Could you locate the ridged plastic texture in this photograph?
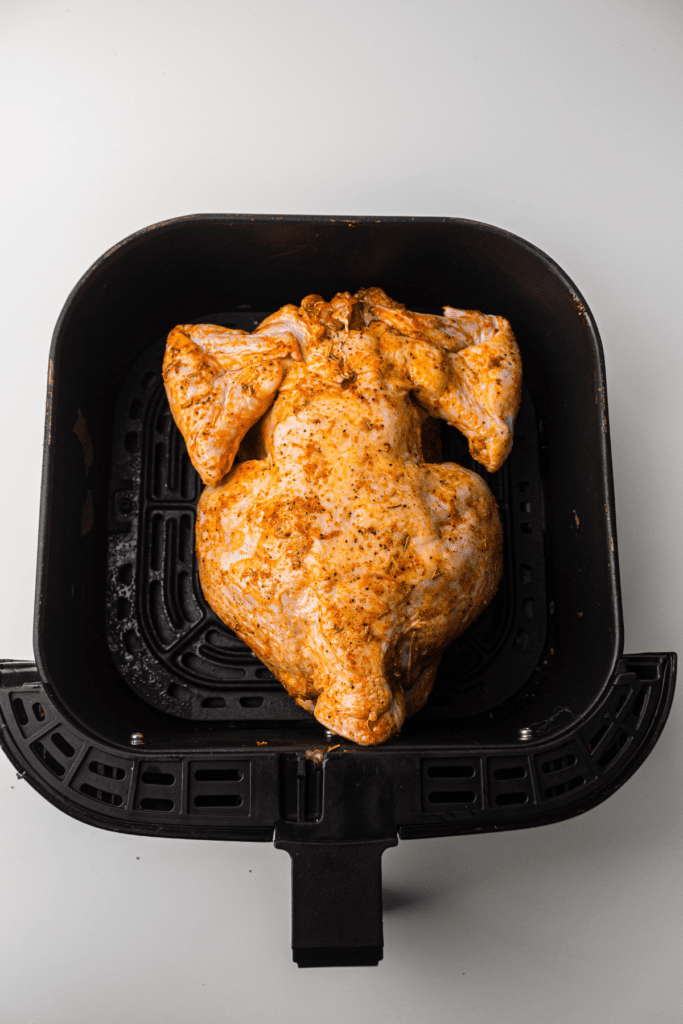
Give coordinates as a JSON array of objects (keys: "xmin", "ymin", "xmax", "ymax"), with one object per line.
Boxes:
[{"xmin": 0, "ymin": 654, "xmax": 675, "ymax": 841}]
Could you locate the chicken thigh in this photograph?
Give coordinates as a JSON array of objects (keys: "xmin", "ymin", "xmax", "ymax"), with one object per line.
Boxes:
[{"xmin": 163, "ymin": 288, "xmax": 521, "ymax": 745}]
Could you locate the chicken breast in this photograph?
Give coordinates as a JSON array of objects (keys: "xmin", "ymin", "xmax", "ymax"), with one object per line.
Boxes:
[{"xmin": 163, "ymin": 288, "xmax": 522, "ymax": 745}]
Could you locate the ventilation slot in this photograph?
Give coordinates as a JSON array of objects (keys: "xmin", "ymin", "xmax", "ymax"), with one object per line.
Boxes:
[
  {"xmin": 194, "ymin": 768, "xmax": 242, "ymax": 782},
  {"xmin": 615, "ymin": 693, "xmax": 628, "ymax": 714},
  {"xmin": 141, "ymin": 769, "xmax": 175, "ymax": 786},
  {"xmin": 70, "ymin": 750, "xmax": 128, "ymax": 809},
  {"xmin": 588, "ymin": 722, "xmax": 610, "ymax": 751},
  {"xmin": 12, "ymin": 698, "xmax": 29, "ymax": 727},
  {"xmin": 181, "ymin": 450, "xmax": 197, "ymax": 499},
  {"xmin": 139, "ymin": 797, "xmax": 174, "ymax": 811},
  {"xmin": 495, "ymin": 792, "xmax": 527, "ymax": 806},
  {"xmin": 124, "ymin": 630, "xmax": 142, "ymax": 654},
  {"xmin": 598, "ymin": 731, "xmax": 630, "ymax": 770},
  {"xmin": 31, "ymin": 739, "xmax": 66, "ymax": 778},
  {"xmin": 153, "ymin": 443, "xmax": 166, "ymax": 500},
  {"xmin": 89, "ymin": 760, "xmax": 125, "ymax": 780},
  {"xmin": 541, "ymin": 754, "xmax": 577, "ymax": 774},
  {"xmin": 180, "ymin": 651, "xmax": 246, "ymax": 681},
  {"xmin": 150, "ymin": 513, "xmax": 164, "ymax": 572},
  {"xmin": 629, "ymin": 687, "xmax": 649, "ymax": 725},
  {"xmin": 194, "ymin": 794, "xmax": 242, "ymax": 808},
  {"xmin": 428, "ymin": 791, "xmax": 476, "ymax": 804},
  {"xmin": 134, "ymin": 763, "xmax": 181, "ymax": 813},
  {"xmin": 156, "ymin": 403, "xmax": 172, "ymax": 434},
  {"xmin": 178, "ymin": 515, "xmax": 193, "ymax": 564},
  {"xmin": 11, "ymin": 694, "xmax": 50, "ymax": 736},
  {"xmin": 188, "ymin": 761, "xmax": 250, "ymax": 815},
  {"xmin": 239, "ymin": 697, "xmax": 263, "ymax": 708},
  {"xmin": 167, "ymin": 683, "xmax": 192, "ymax": 702},
  {"xmin": 177, "ymin": 572, "xmax": 201, "ymax": 624},
  {"xmin": 421, "ymin": 759, "xmax": 481, "ymax": 812},
  {"xmin": 427, "ymin": 765, "xmax": 475, "ymax": 779},
  {"xmin": 544, "ymin": 775, "xmax": 585, "ymax": 799},
  {"xmin": 80, "ymin": 783, "xmax": 123, "ymax": 806},
  {"xmin": 205, "ymin": 629, "xmax": 251, "ymax": 652},
  {"xmin": 167, "ymin": 424, "xmax": 180, "ymax": 493},
  {"xmin": 493, "ymin": 766, "xmax": 526, "ymax": 781},
  {"xmin": 118, "ymin": 563, "xmax": 133, "ymax": 585},
  {"xmin": 51, "ymin": 733, "xmax": 75, "ymax": 758},
  {"xmin": 149, "ymin": 579, "xmax": 176, "ymax": 646}
]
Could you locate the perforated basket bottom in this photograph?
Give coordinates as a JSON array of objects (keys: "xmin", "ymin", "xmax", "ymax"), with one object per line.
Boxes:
[{"xmin": 106, "ymin": 312, "xmax": 546, "ymax": 722}]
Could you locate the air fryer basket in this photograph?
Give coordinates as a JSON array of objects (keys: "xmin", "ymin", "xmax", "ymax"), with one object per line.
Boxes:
[{"xmin": 0, "ymin": 215, "xmax": 676, "ymax": 968}]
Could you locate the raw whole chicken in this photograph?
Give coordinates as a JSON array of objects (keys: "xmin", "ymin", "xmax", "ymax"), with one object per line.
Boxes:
[{"xmin": 163, "ymin": 288, "xmax": 522, "ymax": 745}]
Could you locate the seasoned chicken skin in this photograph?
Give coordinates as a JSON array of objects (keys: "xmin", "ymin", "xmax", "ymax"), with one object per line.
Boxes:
[{"xmin": 163, "ymin": 288, "xmax": 521, "ymax": 745}]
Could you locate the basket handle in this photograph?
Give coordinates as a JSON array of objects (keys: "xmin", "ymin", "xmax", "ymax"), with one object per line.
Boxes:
[
  {"xmin": 275, "ymin": 836, "xmax": 396, "ymax": 967},
  {"xmin": 274, "ymin": 748, "xmax": 398, "ymax": 967}
]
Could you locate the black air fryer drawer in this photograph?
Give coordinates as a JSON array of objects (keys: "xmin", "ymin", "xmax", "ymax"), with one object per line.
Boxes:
[{"xmin": 1, "ymin": 215, "xmax": 675, "ymax": 968}]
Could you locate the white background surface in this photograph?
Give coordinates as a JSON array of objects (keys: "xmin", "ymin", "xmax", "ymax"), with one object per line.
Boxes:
[{"xmin": 1, "ymin": 2, "xmax": 682, "ymax": 1022}]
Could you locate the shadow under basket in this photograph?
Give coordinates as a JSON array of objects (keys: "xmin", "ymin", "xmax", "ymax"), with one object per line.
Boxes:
[{"xmin": 1, "ymin": 215, "xmax": 675, "ymax": 968}]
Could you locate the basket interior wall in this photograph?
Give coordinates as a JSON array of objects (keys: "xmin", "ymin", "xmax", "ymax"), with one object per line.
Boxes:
[{"xmin": 36, "ymin": 217, "xmax": 621, "ymax": 749}]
